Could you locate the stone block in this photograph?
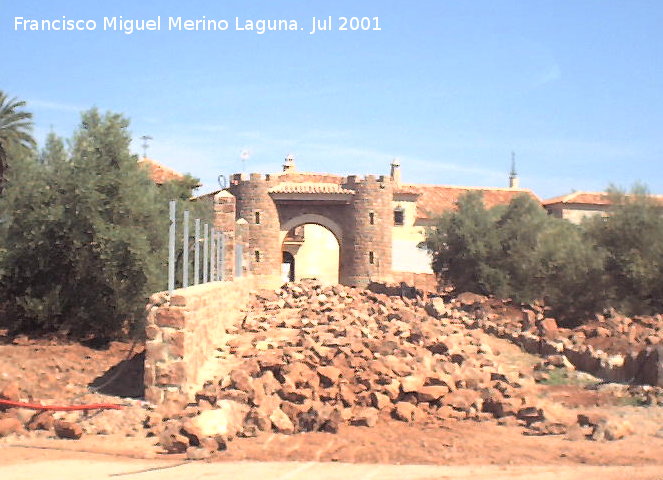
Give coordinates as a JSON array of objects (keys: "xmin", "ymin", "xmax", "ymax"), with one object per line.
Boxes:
[
  {"xmin": 146, "ymin": 341, "xmax": 170, "ymax": 363},
  {"xmin": 145, "ymin": 324, "xmax": 161, "ymax": 341},
  {"xmin": 170, "ymin": 294, "xmax": 187, "ymax": 307},
  {"xmin": 144, "ymin": 386, "xmax": 164, "ymax": 405},
  {"xmin": 163, "ymin": 388, "xmax": 187, "ymax": 408},
  {"xmin": 144, "ymin": 362, "xmax": 156, "ymax": 386},
  {"xmin": 156, "ymin": 307, "xmax": 186, "ymax": 328},
  {"xmin": 156, "ymin": 361, "xmax": 187, "ymax": 386},
  {"xmin": 166, "ymin": 330, "xmax": 186, "ymax": 358}
]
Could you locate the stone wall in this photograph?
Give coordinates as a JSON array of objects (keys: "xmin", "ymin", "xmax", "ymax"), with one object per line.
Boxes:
[
  {"xmin": 144, "ymin": 277, "xmax": 257, "ymax": 406},
  {"xmin": 473, "ymin": 315, "xmax": 663, "ymax": 387}
]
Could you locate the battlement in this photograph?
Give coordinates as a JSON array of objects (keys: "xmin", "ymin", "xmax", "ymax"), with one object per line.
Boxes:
[
  {"xmin": 230, "ymin": 173, "xmax": 276, "ymax": 185},
  {"xmin": 230, "ymin": 170, "xmax": 391, "ymax": 189},
  {"xmin": 344, "ymin": 174, "xmax": 390, "ymax": 185}
]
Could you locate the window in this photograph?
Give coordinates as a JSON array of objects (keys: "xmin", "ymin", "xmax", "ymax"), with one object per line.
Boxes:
[
  {"xmin": 254, "ymin": 250, "xmax": 261, "ymax": 263},
  {"xmin": 369, "ymin": 251, "xmax": 375, "ymax": 264},
  {"xmin": 369, "ymin": 212, "xmax": 375, "ymax": 225},
  {"xmin": 394, "ymin": 208, "xmax": 404, "ymax": 226},
  {"xmin": 255, "ymin": 211, "xmax": 261, "ymax": 224}
]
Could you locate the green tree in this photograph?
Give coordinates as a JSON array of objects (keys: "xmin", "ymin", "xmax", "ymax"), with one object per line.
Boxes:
[
  {"xmin": 493, "ymin": 194, "xmax": 552, "ymax": 302},
  {"xmin": 39, "ymin": 131, "xmax": 68, "ymax": 165},
  {"xmin": 0, "ymin": 92, "xmax": 36, "ymax": 192},
  {"xmin": 537, "ymin": 219, "xmax": 607, "ymax": 324},
  {"xmin": 0, "ymin": 108, "xmax": 209, "ymax": 339},
  {"xmin": 425, "ymin": 192, "xmax": 608, "ymax": 323},
  {"xmin": 584, "ymin": 185, "xmax": 663, "ymax": 315},
  {"xmin": 425, "ymin": 191, "xmax": 504, "ymax": 295}
]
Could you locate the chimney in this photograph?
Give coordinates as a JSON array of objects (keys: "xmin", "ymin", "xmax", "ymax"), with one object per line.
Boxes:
[
  {"xmin": 283, "ymin": 154, "xmax": 296, "ymax": 172},
  {"xmin": 390, "ymin": 158, "xmax": 401, "ymax": 186}
]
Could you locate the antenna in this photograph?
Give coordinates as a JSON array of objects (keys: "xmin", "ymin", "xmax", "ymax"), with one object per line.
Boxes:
[
  {"xmin": 240, "ymin": 149, "xmax": 250, "ymax": 172},
  {"xmin": 140, "ymin": 135, "xmax": 153, "ymax": 159},
  {"xmin": 510, "ymin": 151, "xmax": 517, "ymax": 176}
]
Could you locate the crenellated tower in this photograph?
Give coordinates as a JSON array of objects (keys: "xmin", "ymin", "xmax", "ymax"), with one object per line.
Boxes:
[
  {"xmin": 228, "ymin": 173, "xmax": 281, "ymax": 279},
  {"xmin": 341, "ymin": 174, "xmax": 393, "ymax": 286}
]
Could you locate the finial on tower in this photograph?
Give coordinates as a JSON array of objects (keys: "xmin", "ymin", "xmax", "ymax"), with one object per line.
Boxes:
[
  {"xmin": 509, "ymin": 152, "xmax": 519, "ymax": 188},
  {"xmin": 390, "ymin": 158, "xmax": 401, "ymax": 186},
  {"xmin": 283, "ymin": 154, "xmax": 296, "ymax": 172}
]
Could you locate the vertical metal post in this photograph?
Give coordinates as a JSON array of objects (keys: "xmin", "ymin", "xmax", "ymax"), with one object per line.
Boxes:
[
  {"xmin": 210, "ymin": 228, "xmax": 216, "ymax": 281},
  {"xmin": 194, "ymin": 219, "xmax": 200, "ymax": 285},
  {"xmin": 235, "ymin": 244, "xmax": 243, "ymax": 278},
  {"xmin": 218, "ymin": 233, "xmax": 224, "ymax": 281},
  {"xmin": 203, "ymin": 224, "xmax": 209, "ymax": 283},
  {"xmin": 182, "ymin": 210, "xmax": 190, "ymax": 288},
  {"xmin": 168, "ymin": 200, "xmax": 176, "ymax": 292}
]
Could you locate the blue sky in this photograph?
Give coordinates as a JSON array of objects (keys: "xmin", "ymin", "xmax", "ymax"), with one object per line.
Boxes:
[{"xmin": 1, "ymin": 0, "xmax": 661, "ymax": 199}]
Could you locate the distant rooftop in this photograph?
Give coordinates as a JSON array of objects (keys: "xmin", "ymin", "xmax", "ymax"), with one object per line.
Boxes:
[
  {"xmin": 137, "ymin": 158, "xmax": 186, "ymax": 185},
  {"xmin": 543, "ymin": 190, "xmax": 663, "ymax": 206},
  {"xmin": 396, "ymin": 184, "xmax": 541, "ymax": 220}
]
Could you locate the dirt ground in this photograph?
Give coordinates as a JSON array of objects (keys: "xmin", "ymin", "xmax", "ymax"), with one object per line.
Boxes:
[{"xmin": 1, "ymin": 330, "xmax": 662, "ymax": 479}]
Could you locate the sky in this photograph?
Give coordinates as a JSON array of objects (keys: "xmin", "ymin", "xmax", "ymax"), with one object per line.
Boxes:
[{"xmin": 1, "ymin": 0, "xmax": 662, "ymax": 199}]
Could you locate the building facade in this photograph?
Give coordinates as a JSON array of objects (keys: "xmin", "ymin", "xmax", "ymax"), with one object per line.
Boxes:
[
  {"xmin": 193, "ymin": 157, "xmax": 539, "ymax": 289},
  {"xmin": 143, "ymin": 156, "xmax": 662, "ymax": 290}
]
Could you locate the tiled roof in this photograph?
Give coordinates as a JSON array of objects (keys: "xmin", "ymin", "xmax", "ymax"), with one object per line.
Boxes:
[
  {"xmin": 396, "ymin": 184, "xmax": 541, "ymax": 220},
  {"xmin": 542, "ymin": 191, "xmax": 663, "ymax": 206},
  {"xmin": 275, "ymin": 172, "xmax": 346, "ymax": 184},
  {"xmin": 542, "ymin": 191, "xmax": 612, "ymax": 206},
  {"xmin": 137, "ymin": 158, "xmax": 186, "ymax": 184},
  {"xmin": 269, "ymin": 182, "xmax": 355, "ymax": 195}
]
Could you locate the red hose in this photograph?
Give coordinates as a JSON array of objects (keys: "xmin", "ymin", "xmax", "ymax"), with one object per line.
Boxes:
[{"xmin": 0, "ymin": 398, "xmax": 123, "ymax": 411}]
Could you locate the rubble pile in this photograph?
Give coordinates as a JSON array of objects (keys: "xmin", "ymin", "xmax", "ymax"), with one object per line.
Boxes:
[
  {"xmin": 3, "ymin": 281, "xmax": 660, "ymax": 458},
  {"xmin": 154, "ymin": 281, "xmax": 557, "ymax": 457},
  {"xmin": 464, "ymin": 297, "xmax": 663, "ymax": 354},
  {"xmin": 452, "ymin": 293, "xmax": 663, "ymax": 389}
]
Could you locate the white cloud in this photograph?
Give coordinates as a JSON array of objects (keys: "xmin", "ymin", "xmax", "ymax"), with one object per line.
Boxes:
[{"xmin": 29, "ymin": 99, "xmax": 83, "ymax": 113}]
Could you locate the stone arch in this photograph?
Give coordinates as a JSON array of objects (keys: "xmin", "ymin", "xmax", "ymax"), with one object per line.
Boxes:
[
  {"xmin": 279, "ymin": 213, "xmax": 343, "ymax": 285},
  {"xmin": 279, "ymin": 213, "xmax": 343, "ymax": 245}
]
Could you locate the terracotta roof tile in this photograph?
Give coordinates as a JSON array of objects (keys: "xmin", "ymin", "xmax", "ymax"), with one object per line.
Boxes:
[
  {"xmin": 275, "ymin": 172, "xmax": 346, "ymax": 184},
  {"xmin": 542, "ymin": 191, "xmax": 663, "ymax": 206},
  {"xmin": 396, "ymin": 184, "xmax": 541, "ymax": 220},
  {"xmin": 269, "ymin": 182, "xmax": 355, "ymax": 195},
  {"xmin": 137, "ymin": 158, "xmax": 186, "ymax": 184}
]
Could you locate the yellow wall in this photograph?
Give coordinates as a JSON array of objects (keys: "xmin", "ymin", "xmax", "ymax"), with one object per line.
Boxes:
[
  {"xmin": 562, "ymin": 207, "xmax": 608, "ymax": 224},
  {"xmin": 546, "ymin": 204, "xmax": 609, "ymax": 224},
  {"xmin": 282, "ymin": 224, "xmax": 339, "ymax": 284},
  {"xmin": 391, "ymin": 199, "xmax": 425, "ymax": 242},
  {"xmin": 391, "ymin": 199, "xmax": 433, "ymax": 273}
]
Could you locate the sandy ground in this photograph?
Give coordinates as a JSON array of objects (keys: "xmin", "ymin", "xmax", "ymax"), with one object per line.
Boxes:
[
  {"xmin": 1, "ymin": 329, "xmax": 662, "ymax": 479},
  {"xmin": 1, "ymin": 453, "xmax": 662, "ymax": 480}
]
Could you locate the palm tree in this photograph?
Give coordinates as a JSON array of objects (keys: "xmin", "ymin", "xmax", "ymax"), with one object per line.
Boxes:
[{"xmin": 0, "ymin": 91, "xmax": 36, "ymax": 192}]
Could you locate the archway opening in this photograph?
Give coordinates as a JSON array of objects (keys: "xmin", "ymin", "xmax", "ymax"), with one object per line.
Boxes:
[
  {"xmin": 281, "ymin": 223, "xmax": 340, "ymax": 285},
  {"xmin": 282, "ymin": 251, "xmax": 295, "ymax": 282}
]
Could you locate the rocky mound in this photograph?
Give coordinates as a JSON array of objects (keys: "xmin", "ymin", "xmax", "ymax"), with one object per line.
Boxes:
[
  {"xmin": 155, "ymin": 281, "xmax": 556, "ymax": 458},
  {"xmin": 464, "ymin": 295, "xmax": 663, "ymax": 355},
  {"xmin": 2, "ymin": 281, "xmax": 655, "ymax": 458}
]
